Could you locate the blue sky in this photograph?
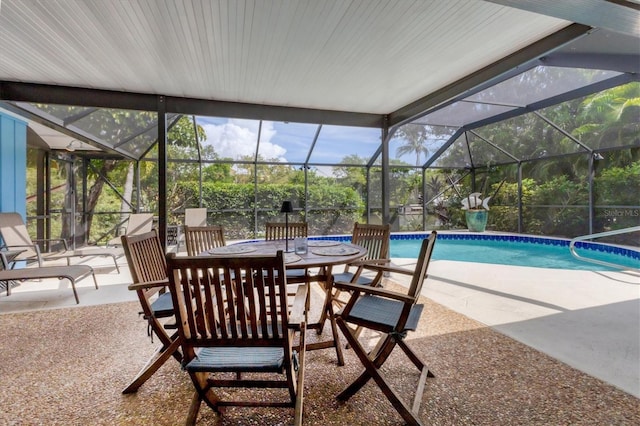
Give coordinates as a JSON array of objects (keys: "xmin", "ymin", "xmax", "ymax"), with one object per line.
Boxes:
[{"xmin": 196, "ymin": 116, "xmax": 384, "ymax": 165}]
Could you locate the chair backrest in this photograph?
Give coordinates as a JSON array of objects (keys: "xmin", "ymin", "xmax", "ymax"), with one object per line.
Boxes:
[
  {"xmin": 166, "ymin": 251, "xmax": 292, "ymax": 357},
  {"xmin": 183, "ymin": 225, "xmax": 226, "ymax": 256},
  {"xmin": 407, "ymin": 231, "xmax": 437, "ymax": 298},
  {"xmin": 125, "ymin": 213, "xmax": 154, "ymax": 236},
  {"xmin": 265, "ymin": 222, "xmax": 308, "ymax": 240},
  {"xmin": 184, "ymin": 208, "xmax": 207, "ymax": 227},
  {"xmin": 0, "ymin": 212, "xmax": 37, "ymax": 257},
  {"xmin": 350, "ymin": 222, "xmax": 390, "ymax": 262},
  {"xmin": 121, "ymin": 230, "xmax": 167, "ymax": 285}
]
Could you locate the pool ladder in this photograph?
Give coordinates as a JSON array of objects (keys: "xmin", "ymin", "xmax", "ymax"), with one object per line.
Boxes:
[{"xmin": 569, "ymin": 226, "xmax": 640, "ymax": 272}]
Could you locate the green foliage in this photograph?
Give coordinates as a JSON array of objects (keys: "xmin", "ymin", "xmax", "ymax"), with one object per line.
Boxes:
[
  {"xmin": 595, "ymin": 162, "xmax": 640, "ymax": 205},
  {"xmin": 526, "ymin": 176, "xmax": 589, "ymax": 236},
  {"xmin": 175, "ymin": 180, "xmax": 362, "ymax": 239}
]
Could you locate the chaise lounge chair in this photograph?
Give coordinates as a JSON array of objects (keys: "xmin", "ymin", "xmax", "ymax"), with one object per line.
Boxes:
[
  {"xmin": 0, "ymin": 212, "xmax": 121, "ymax": 273},
  {"xmin": 0, "ymin": 251, "xmax": 97, "ymax": 304},
  {"xmin": 107, "ymin": 213, "xmax": 153, "ymax": 246}
]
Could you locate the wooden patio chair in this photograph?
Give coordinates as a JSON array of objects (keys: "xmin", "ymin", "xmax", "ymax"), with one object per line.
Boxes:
[
  {"xmin": 333, "ymin": 222, "xmax": 391, "ymax": 286},
  {"xmin": 0, "ymin": 212, "xmax": 121, "ymax": 272},
  {"xmin": 265, "ymin": 221, "xmax": 308, "ymax": 241},
  {"xmin": 265, "ymin": 221, "xmax": 308, "ymax": 282},
  {"xmin": 120, "ymin": 230, "xmax": 182, "ymax": 394},
  {"xmin": 333, "ymin": 232, "xmax": 437, "ymax": 426},
  {"xmin": 107, "ymin": 213, "xmax": 153, "ymax": 246},
  {"xmin": 166, "ymin": 251, "xmax": 308, "ymax": 425},
  {"xmin": 177, "ymin": 208, "xmax": 208, "ymax": 251},
  {"xmin": 318, "ymin": 222, "xmax": 391, "ymax": 332},
  {"xmin": 183, "ymin": 225, "xmax": 226, "ymax": 256}
]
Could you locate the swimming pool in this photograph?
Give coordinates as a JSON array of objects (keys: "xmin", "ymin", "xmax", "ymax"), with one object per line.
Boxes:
[{"xmin": 387, "ymin": 233, "xmax": 640, "ymax": 271}]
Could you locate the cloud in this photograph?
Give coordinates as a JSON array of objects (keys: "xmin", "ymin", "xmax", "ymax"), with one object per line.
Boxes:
[{"xmin": 201, "ymin": 119, "xmax": 286, "ymax": 161}]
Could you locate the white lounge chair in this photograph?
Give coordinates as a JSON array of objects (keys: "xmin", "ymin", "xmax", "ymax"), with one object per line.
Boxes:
[
  {"xmin": 0, "ymin": 212, "xmax": 121, "ymax": 273},
  {"xmin": 107, "ymin": 213, "xmax": 153, "ymax": 246}
]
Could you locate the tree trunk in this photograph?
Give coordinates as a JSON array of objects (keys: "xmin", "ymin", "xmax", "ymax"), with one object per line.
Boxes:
[
  {"xmin": 85, "ymin": 160, "xmax": 117, "ymax": 242},
  {"xmin": 120, "ymin": 162, "xmax": 135, "ymax": 221}
]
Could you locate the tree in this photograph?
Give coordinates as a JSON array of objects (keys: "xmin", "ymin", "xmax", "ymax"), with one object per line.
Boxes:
[{"xmin": 394, "ymin": 124, "xmax": 430, "ymax": 167}]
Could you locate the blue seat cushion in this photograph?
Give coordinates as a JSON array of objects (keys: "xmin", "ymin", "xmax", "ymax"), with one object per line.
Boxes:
[
  {"xmin": 186, "ymin": 347, "xmax": 285, "ymax": 373},
  {"xmin": 333, "ymin": 271, "xmax": 374, "ymax": 286},
  {"xmin": 150, "ymin": 291, "xmax": 174, "ymax": 318},
  {"xmin": 348, "ymin": 295, "xmax": 423, "ymax": 331},
  {"xmin": 285, "ymin": 268, "xmax": 307, "ymax": 278}
]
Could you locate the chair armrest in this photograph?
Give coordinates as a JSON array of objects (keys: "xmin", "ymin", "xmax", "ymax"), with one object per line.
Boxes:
[
  {"xmin": 333, "ymin": 280, "xmax": 415, "ymax": 303},
  {"xmin": 0, "ymin": 252, "xmax": 9, "ymax": 269},
  {"xmin": 1, "ymin": 243, "xmax": 38, "ymax": 251},
  {"xmin": 347, "ymin": 259, "xmax": 390, "ymax": 267},
  {"xmin": 128, "ymin": 278, "xmax": 170, "ymax": 291},
  {"xmin": 33, "ymin": 238, "xmax": 69, "ymax": 250},
  {"xmin": 361, "ymin": 263, "xmax": 414, "ymax": 276},
  {"xmin": 288, "ymin": 284, "xmax": 308, "ymax": 330}
]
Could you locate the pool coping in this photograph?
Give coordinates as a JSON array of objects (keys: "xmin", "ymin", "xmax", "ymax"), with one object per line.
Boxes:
[{"xmin": 307, "ymin": 231, "xmax": 640, "ymax": 261}]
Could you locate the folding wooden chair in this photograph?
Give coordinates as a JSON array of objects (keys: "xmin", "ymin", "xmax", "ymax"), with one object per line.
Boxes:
[
  {"xmin": 166, "ymin": 251, "xmax": 308, "ymax": 425},
  {"xmin": 120, "ymin": 230, "xmax": 182, "ymax": 394},
  {"xmin": 183, "ymin": 225, "xmax": 226, "ymax": 256},
  {"xmin": 264, "ymin": 221, "xmax": 308, "ymax": 241},
  {"xmin": 265, "ymin": 221, "xmax": 309, "ymax": 282},
  {"xmin": 334, "ymin": 232, "xmax": 437, "ymax": 426},
  {"xmin": 177, "ymin": 208, "xmax": 208, "ymax": 251},
  {"xmin": 333, "ymin": 222, "xmax": 391, "ymax": 286},
  {"xmin": 318, "ymin": 222, "xmax": 391, "ymax": 333}
]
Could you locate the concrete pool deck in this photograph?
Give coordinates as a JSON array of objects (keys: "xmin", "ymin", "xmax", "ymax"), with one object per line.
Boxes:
[
  {"xmin": 391, "ymin": 258, "xmax": 640, "ymax": 397},
  {"xmin": 1, "ymin": 254, "xmax": 638, "ymax": 398}
]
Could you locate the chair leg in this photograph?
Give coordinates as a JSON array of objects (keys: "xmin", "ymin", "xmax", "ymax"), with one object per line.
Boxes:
[
  {"xmin": 327, "ymin": 298, "xmax": 344, "ymax": 366},
  {"xmin": 122, "ymin": 337, "xmax": 182, "ymax": 394},
  {"xmin": 111, "ymin": 254, "xmax": 121, "ymax": 273},
  {"xmin": 188, "ymin": 372, "xmax": 223, "ymax": 420},
  {"xmin": 185, "ymin": 390, "xmax": 202, "ymax": 426},
  {"xmin": 316, "ymin": 281, "xmax": 331, "ymax": 335},
  {"xmin": 336, "ymin": 317, "xmax": 426, "ymax": 426},
  {"xmin": 67, "ymin": 278, "xmax": 80, "ymax": 304},
  {"xmin": 293, "ymin": 322, "xmax": 306, "ymax": 426}
]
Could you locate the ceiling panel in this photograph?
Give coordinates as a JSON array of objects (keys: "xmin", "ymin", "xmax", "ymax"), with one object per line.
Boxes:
[{"xmin": 0, "ymin": 0, "xmax": 569, "ymax": 115}]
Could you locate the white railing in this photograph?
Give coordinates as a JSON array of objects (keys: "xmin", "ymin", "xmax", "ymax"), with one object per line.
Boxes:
[{"xmin": 569, "ymin": 226, "xmax": 640, "ymax": 272}]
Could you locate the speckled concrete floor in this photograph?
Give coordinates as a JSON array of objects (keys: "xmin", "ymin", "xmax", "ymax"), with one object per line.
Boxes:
[{"xmin": 1, "ymin": 281, "xmax": 638, "ymax": 425}]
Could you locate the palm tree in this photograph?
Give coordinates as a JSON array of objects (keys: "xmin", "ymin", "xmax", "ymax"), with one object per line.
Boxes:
[{"xmin": 395, "ymin": 124, "xmax": 430, "ymax": 167}]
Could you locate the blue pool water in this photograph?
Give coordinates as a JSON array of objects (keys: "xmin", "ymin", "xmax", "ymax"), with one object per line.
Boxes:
[{"xmin": 387, "ymin": 234, "xmax": 640, "ymax": 271}]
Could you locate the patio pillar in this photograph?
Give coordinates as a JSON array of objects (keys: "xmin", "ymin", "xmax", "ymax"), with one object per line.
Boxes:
[
  {"xmin": 157, "ymin": 96, "xmax": 168, "ymax": 249},
  {"xmin": 381, "ymin": 116, "xmax": 390, "ymax": 225}
]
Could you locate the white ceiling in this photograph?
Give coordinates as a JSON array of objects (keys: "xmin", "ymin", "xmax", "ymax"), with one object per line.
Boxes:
[
  {"xmin": 0, "ymin": 0, "xmax": 638, "ymax": 157},
  {"xmin": 0, "ymin": 0, "xmax": 571, "ymax": 115}
]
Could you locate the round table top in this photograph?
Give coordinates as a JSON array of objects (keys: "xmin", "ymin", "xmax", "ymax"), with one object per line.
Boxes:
[{"xmin": 205, "ymin": 240, "xmax": 367, "ymax": 269}]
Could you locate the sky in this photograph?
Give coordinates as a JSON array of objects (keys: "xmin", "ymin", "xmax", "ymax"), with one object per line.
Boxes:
[{"xmin": 196, "ymin": 116, "xmax": 386, "ymax": 166}]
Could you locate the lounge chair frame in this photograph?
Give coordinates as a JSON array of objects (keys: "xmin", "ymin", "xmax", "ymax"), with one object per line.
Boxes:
[
  {"xmin": 0, "ymin": 251, "xmax": 97, "ymax": 304},
  {"xmin": 0, "ymin": 212, "xmax": 120, "ymax": 273}
]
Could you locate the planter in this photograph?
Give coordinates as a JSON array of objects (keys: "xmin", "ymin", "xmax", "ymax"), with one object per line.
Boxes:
[{"xmin": 465, "ymin": 210, "xmax": 488, "ymax": 232}]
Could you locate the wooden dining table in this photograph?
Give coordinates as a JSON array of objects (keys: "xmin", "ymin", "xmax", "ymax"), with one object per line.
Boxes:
[{"xmin": 206, "ymin": 239, "xmax": 368, "ymax": 365}]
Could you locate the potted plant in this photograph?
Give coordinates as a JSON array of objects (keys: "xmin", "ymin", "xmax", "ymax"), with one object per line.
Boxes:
[
  {"xmin": 459, "ymin": 176, "xmax": 505, "ymax": 232},
  {"xmin": 461, "ymin": 192, "xmax": 491, "ymax": 232}
]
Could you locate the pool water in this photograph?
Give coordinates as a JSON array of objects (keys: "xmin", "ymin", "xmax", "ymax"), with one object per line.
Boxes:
[{"xmin": 389, "ymin": 235, "xmax": 640, "ymax": 271}]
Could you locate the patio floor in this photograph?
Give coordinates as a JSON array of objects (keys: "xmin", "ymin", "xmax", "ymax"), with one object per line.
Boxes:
[{"xmin": 0, "ymin": 254, "xmax": 638, "ymax": 424}]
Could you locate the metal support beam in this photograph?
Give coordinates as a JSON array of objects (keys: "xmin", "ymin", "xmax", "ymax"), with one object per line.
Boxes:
[
  {"xmin": 157, "ymin": 96, "xmax": 168, "ymax": 249},
  {"xmin": 381, "ymin": 116, "xmax": 390, "ymax": 225},
  {"xmin": 388, "ymin": 23, "xmax": 591, "ymax": 127}
]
